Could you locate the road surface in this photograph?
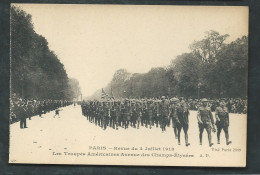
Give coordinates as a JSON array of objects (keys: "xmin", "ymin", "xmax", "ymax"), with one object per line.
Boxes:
[{"xmin": 9, "ymin": 104, "xmax": 247, "ymax": 166}]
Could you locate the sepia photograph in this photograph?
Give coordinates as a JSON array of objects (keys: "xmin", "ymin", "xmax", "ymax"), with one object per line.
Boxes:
[{"xmin": 9, "ymin": 4, "xmax": 248, "ymax": 166}]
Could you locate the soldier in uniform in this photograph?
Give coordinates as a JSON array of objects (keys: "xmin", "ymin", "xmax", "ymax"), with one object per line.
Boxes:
[
  {"xmin": 103, "ymin": 101, "xmax": 110, "ymax": 130},
  {"xmin": 114, "ymin": 101, "xmax": 121, "ymax": 130},
  {"xmin": 169, "ymin": 98, "xmax": 179, "ymax": 139},
  {"xmin": 110, "ymin": 101, "xmax": 116, "ymax": 129},
  {"xmin": 215, "ymin": 99, "xmax": 232, "ymax": 145},
  {"xmin": 125, "ymin": 100, "xmax": 131, "ymax": 129},
  {"xmin": 136, "ymin": 101, "xmax": 142, "ymax": 129},
  {"xmin": 120, "ymin": 100, "xmax": 130, "ymax": 129},
  {"xmin": 130, "ymin": 100, "xmax": 137, "ymax": 128},
  {"xmin": 153, "ymin": 100, "xmax": 160, "ymax": 128},
  {"xmin": 157, "ymin": 96, "xmax": 170, "ymax": 132},
  {"xmin": 97, "ymin": 102, "xmax": 102, "ymax": 127},
  {"xmin": 197, "ymin": 98, "xmax": 216, "ymax": 147},
  {"xmin": 142, "ymin": 100, "xmax": 149, "ymax": 128},
  {"xmin": 175, "ymin": 98, "xmax": 190, "ymax": 146},
  {"xmin": 147, "ymin": 100, "xmax": 155, "ymax": 129}
]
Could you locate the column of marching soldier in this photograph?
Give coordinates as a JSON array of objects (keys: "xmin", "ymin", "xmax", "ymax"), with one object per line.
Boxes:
[
  {"xmin": 10, "ymin": 93, "xmax": 73, "ymax": 129},
  {"xmin": 81, "ymin": 96, "xmax": 237, "ymax": 147}
]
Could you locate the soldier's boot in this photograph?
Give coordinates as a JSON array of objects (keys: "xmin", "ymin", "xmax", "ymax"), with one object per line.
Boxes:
[
  {"xmin": 199, "ymin": 133, "xmax": 203, "ymax": 145},
  {"xmin": 217, "ymin": 139, "xmax": 220, "ymax": 144},
  {"xmin": 208, "ymin": 136, "xmax": 214, "ymax": 147},
  {"xmin": 227, "ymin": 141, "xmax": 232, "ymax": 145},
  {"xmin": 133, "ymin": 122, "xmax": 136, "ymax": 128},
  {"xmin": 225, "ymin": 131, "xmax": 232, "ymax": 145},
  {"xmin": 20, "ymin": 121, "xmax": 23, "ymax": 129},
  {"xmin": 174, "ymin": 127, "xmax": 178, "ymax": 139},
  {"xmin": 178, "ymin": 136, "xmax": 181, "ymax": 145},
  {"xmin": 124, "ymin": 122, "xmax": 127, "ymax": 129},
  {"xmin": 185, "ymin": 132, "xmax": 190, "ymax": 146},
  {"xmin": 24, "ymin": 120, "xmax": 28, "ymax": 128},
  {"xmin": 226, "ymin": 135, "xmax": 232, "ymax": 145}
]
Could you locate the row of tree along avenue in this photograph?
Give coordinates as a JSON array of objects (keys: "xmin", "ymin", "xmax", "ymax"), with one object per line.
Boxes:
[
  {"xmin": 11, "ymin": 6, "xmax": 81, "ymax": 101},
  {"xmin": 91, "ymin": 31, "xmax": 247, "ymax": 100}
]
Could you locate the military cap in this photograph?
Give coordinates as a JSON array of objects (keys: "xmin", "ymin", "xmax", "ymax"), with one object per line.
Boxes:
[
  {"xmin": 201, "ymin": 98, "xmax": 208, "ymax": 102},
  {"xmin": 161, "ymin": 96, "xmax": 166, "ymax": 99},
  {"xmin": 170, "ymin": 98, "xmax": 179, "ymax": 102}
]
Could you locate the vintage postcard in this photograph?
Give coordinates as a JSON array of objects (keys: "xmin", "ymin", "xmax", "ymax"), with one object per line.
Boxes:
[{"xmin": 9, "ymin": 4, "xmax": 248, "ymax": 166}]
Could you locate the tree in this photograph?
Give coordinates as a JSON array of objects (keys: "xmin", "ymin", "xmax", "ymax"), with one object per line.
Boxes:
[
  {"xmin": 213, "ymin": 36, "xmax": 248, "ymax": 98},
  {"xmin": 168, "ymin": 53, "xmax": 203, "ymax": 98},
  {"xmin": 190, "ymin": 30, "xmax": 229, "ymax": 63},
  {"xmin": 88, "ymin": 32, "xmax": 247, "ymax": 100},
  {"xmin": 11, "ymin": 6, "xmax": 80, "ymax": 100}
]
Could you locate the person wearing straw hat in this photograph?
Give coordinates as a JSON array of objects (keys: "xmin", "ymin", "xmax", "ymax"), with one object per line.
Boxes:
[
  {"xmin": 197, "ymin": 98, "xmax": 216, "ymax": 147},
  {"xmin": 215, "ymin": 99, "xmax": 232, "ymax": 145}
]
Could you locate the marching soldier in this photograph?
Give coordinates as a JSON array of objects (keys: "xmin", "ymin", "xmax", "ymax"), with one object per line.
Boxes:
[
  {"xmin": 103, "ymin": 101, "xmax": 110, "ymax": 130},
  {"xmin": 157, "ymin": 96, "xmax": 170, "ymax": 132},
  {"xmin": 120, "ymin": 100, "xmax": 130, "ymax": 129},
  {"xmin": 215, "ymin": 99, "xmax": 232, "ymax": 145},
  {"xmin": 130, "ymin": 100, "xmax": 137, "ymax": 128},
  {"xmin": 114, "ymin": 101, "xmax": 121, "ymax": 130},
  {"xmin": 126, "ymin": 100, "xmax": 131, "ymax": 129},
  {"xmin": 175, "ymin": 98, "xmax": 190, "ymax": 146},
  {"xmin": 136, "ymin": 101, "xmax": 142, "ymax": 129},
  {"xmin": 96, "ymin": 102, "xmax": 102, "ymax": 127},
  {"xmin": 153, "ymin": 100, "xmax": 160, "ymax": 128},
  {"xmin": 147, "ymin": 100, "xmax": 155, "ymax": 129},
  {"xmin": 142, "ymin": 100, "xmax": 149, "ymax": 128},
  {"xmin": 169, "ymin": 98, "xmax": 179, "ymax": 139},
  {"xmin": 197, "ymin": 98, "xmax": 216, "ymax": 147},
  {"xmin": 110, "ymin": 101, "xmax": 116, "ymax": 129}
]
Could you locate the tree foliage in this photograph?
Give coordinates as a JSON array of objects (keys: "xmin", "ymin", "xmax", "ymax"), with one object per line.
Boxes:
[
  {"xmin": 11, "ymin": 6, "xmax": 80, "ymax": 100},
  {"xmin": 190, "ymin": 30, "xmax": 229, "ymax": 63},
  {"xmin": 90, "ymin": 31, "xmax": 247, "ymax": 100}
]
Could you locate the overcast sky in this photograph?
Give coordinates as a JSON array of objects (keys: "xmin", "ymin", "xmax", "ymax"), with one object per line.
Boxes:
[{"xmin": 14, "ymin": 4, "xmax": 248, "ymax": 97}]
